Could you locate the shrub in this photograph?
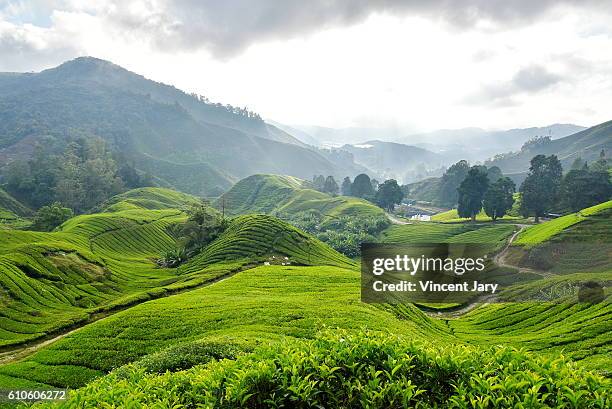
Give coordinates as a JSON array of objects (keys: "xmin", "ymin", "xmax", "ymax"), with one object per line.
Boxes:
[{"xmin": 41, "ymin": 330, "xmax": 610, "ymax": 408}]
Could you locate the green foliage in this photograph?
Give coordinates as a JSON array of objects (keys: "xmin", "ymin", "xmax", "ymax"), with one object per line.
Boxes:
[
  {"xmin": 31, "ymin": 202, "xmax": 73, "ymax": 232},
  {"xmin": 341, "ymin": 176, "xmax": 352, "ymax": 196},
  {"xmin": 562, "ymin": 167, "xmax": 611, "ymax": 212},
  {"xmin": 177, "ymin": 202, "xmax": 227, "ymax": 254},
  {"xmin": 483, "ymin": 177, "xmax": 516, "ymax": 220},
  {"xmin": 437, "ymin": 160, "xmax": 469, "ymax": 207},
  {"xmin": 134, "ymin": 340, "xmax": 245, "ymax": 374},
  {"xmin": 33, "ymin": 330, "xmax": 611, "ymax": 408},
  {"xmin": 375, "ymin": 179, "xmax": 404, "ymax": 211},
  {"xmin": 351, "ymin": 173, "xmax": 375, "ymax": 199},
  {"xmin": 323, "ymin": 175, "xmax": 339, "ymax": 196},
  {"xmin": 457, "ymin": 166, "xmax": 489, "ymax": 221},
  {"xmin": 520, "ymin": 155, "xmax": 563, "ymax": 221},
  {"xmin": 4, "ymin": 137, "xmax": 127, "ymax": 212},
  {"xmin": 285, "ymin": 210, "xmax": 390, "ymax": 257}
]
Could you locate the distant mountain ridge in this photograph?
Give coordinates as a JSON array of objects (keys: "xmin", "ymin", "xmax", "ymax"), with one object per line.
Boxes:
[
  {"xmin": 340, "ymin": 140, "xmax": 443, "ymax": 184},
  {"xmin": 486, "ymin": 120, "xmax": 612, "ymax": 175},
  {"xmin": 0, "ymin": 57, "xmax": 366, "ymax": 196}
]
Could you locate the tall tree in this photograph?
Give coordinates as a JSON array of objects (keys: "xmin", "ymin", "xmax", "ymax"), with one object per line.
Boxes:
[
  {"xmin": 520, "ymin": 155, "xmax": 563, "ymax": 222},
  {"xmin": 375, "ymin": 179, "xmax": 404, "ymax": 211},
  {"xmin": 351, "ymin": 173, "xmax": 375, "ymax": 199},
  {"xmin": 371, "ymin": 179, "xmax": 380, "ymax": 191},
  {"xmin": 312, "ymin": 175, "xmax": 326, "ymax": 192},
  {"xmin": 437, "ymin": 160, "xmax": 470, "ymax": 207},
  {"xmin": 562, "ymin": 167, "xmax": 612, "ymax": 212},
  {"xmin": 323, "ymin": 176, "xmax": 339, "ymax": 196},
  {"xmin": 341, "ymin": 177, "xmax": 352, "ymax": 196},
  {"xmin": 486, "ymin": 166, "xmax": 503, "ymax": 183},
  {"xmin": 483, "ymin": 177, "xmax": 516, "ymax": 221},
  {"xmin": 457, "ymin": 166, "xmax": 489, "ymax": 222},
  {"xmin": 590, "ymin": 149, "xmax": 609, "ymax": 172}
]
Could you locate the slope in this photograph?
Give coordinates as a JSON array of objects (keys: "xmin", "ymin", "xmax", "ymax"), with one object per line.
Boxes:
[
  {"xmin": 217, "ymin": 174, "xmax": 385, "ymax": 219},
  {"xmin": 340, "ymin": 140, "xmax": 443, "ymax": 183},
  {"xmin": 486, "ymin": 120, "xmax": 612, "ymax": 174},
  {"xmin": 0, "ymin": 57, "xmax": 360, "ymax": 196}
]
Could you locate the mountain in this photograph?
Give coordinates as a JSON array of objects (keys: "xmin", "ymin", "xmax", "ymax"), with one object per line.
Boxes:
[
  {"xmin": 340, "ymin": 140, "xmax": 443, "ymax": 184},
  {"xmin": 0, "ymin": 57, "xmax": 364, "ymax": 196},
  {"xmin": 485, "ymin": 120, "xmax": 612, "ymax": 177}
]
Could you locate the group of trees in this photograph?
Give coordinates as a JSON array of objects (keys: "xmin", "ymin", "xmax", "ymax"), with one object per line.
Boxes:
[
  {"xmin": 456, "ymin": 167, "xmax": 516, "ymax": 221},
  {"xmin": 158, "ymin": 202, "xmax": 227, "ymax": 267},
  {"xmin": 3, "ymin": 137, "xmax": 153, "ymax": 213},
  {"xmin": 312, "ymin": 175, "xmax": 340, "ymax": 196},
  {"xmin": 437, "ymin": 160, "xmax": 504, "ymax": 208},
  {"xmin": 314, "ymin": 173, "xmax": 404, "ymax": 212},
  {"xmin": 454, "ymin": 150, "xmax": 611, "ymax": 222},
  {"xmin": 521, "ymin": 152, "xmax": 611, "ymax": 220}
]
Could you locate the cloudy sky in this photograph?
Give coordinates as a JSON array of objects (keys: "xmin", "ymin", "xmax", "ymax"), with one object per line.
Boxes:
[{"xmin": 1, "ymin": 0, "xmax": 612, "ymax": 131}]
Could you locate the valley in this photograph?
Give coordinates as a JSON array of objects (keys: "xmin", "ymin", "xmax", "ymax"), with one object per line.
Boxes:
[{"xmin": 0, "ymin": 184, "xmax": 609, "ymax": 407}]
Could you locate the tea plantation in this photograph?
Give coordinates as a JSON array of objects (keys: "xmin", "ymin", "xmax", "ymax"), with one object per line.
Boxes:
[{"xmin": 0, "ymin": 187, "xmax": 609, "ymax": 407}]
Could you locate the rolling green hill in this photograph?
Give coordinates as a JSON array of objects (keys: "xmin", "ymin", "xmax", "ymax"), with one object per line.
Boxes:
[
  {"xmin": 217, "ymin": 174, "xmax": 384, "ymax": 219},
  {"xmin": 0, "ymin": 189, "xmax": 610, "ymax": 406},
  {"xmin": 93, "ymin": 187, "xmax": 202, "ymax": 212},
  {"xmin": 0, "ymin": 188, "xmax": 353, "ymax": 350}
]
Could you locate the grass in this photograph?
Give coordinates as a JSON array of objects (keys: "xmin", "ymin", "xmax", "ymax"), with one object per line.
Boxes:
[
  {"xmin": 431, "ymin": 208, "xmax": 522, "ymax": 223},
  {"xmin": 514, "ymin": 200, "xmax": 612, "ymax": 246}
]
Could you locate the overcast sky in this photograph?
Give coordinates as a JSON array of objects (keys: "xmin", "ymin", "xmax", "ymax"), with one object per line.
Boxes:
[{"xmin": 1, "ymin": 0, "xmax": 612, "ymax": 131}]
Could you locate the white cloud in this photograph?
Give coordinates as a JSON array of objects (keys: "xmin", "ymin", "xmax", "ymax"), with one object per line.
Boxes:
[{"xmin": 0, "ymin": 1, "xmax": 611, "ymax": 130}]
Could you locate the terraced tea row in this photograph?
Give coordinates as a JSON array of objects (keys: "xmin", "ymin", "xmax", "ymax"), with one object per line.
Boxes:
[
  {"xmin": 217, "ymin": 174, "xmax": 384, "ymax": 219},
  {"xmin": 0, "ymin": 266, "xmax": 450, "ymax": 389}
]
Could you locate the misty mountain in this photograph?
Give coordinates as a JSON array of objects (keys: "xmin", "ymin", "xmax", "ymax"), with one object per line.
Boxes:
[
  {"xmin": 0, "ymin": 57, "xmax": 366, "ymax": 196},
  {"xmin": 395, "ymin": 124, "xmax": 587, "ymax": 163},
  {"xmin": 485, "ymin": 120, "xmax": 612, "ymax": 177},
  {"xmin": 340, "ymin": 140, "xmax": 443, "ymax": 184},
  {"xmin": 286, "ymin": 123, "xmax": 586, "ymax": 163}
]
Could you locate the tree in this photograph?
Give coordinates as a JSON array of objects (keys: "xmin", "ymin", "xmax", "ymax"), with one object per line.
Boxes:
[
  {"xmin": 590, "ymin": 149, "xmax": 609, "ymax": 172},
  {"xmin": 341, "ymin": 177, "xmax": 352, "ymax": 196},
  {"xmin": 351, "ymin": 174, "xmax": 375, "ymax": 199},
  {"xmin": 520, "ymin": 155, "xmax": 563, "ymax": 223},
  {"xmin": 486, "ymin": 166, "xmax": 503, "ymax": 183},
  {"xmin": 562, "ymin": 167, "xmax": 612, "ymax": 212},
  {"xmin": 323, "ymin": 176, "xmax": 339, "ymax": 196},
  {"xmin": 570, "ymin": 157, "xmax": 585, "ymax": 170},
  {"xmin": 312, "ymin": 175, "xmax": 325, "ymax": 192},
  {"xmin": 32, "ymin": 202, "xmax": 73, "ymax": 232},
  {"xmin": 371, "ymin": 179, "xmax": 380, "ymax": 191},
  {"xmin": 483, "ymin": 177, "xmax": 516, "ymax": 221},
  {"xmin": 179, "ymin": 202, "xmax": 227, "ymax": 254},
  {"xmin": 437, "ymin": 160, "xmax": 470, "ymax": 207},
  {"xmin": 375, "ymin": 179, "xmax": 404, "ymax": 211},
  {"xmin": 457, "ymin": 166, "xmax": 489, "ymax": 222}
]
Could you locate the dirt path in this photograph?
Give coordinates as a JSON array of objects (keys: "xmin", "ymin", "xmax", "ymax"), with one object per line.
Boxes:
[
  {"xmin": 493, "ymin": 225, "xmax": 554, "ymax": 278},
  {"xmin": 387, "ymin": 213, "xmax": 412, "ymax": 225},
  {"xmin": 420, "ymin": 223, "xmax": 551, "ymax": 318},
  {"xmin": 0, "ymin": 266, "xmax": 250, "ymax": 365}
]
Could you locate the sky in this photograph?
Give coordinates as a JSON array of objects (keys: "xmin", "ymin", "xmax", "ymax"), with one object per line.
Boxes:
[{"xmin": 1, "ymin": 0, "xmax": 612, "ymax": 132}]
